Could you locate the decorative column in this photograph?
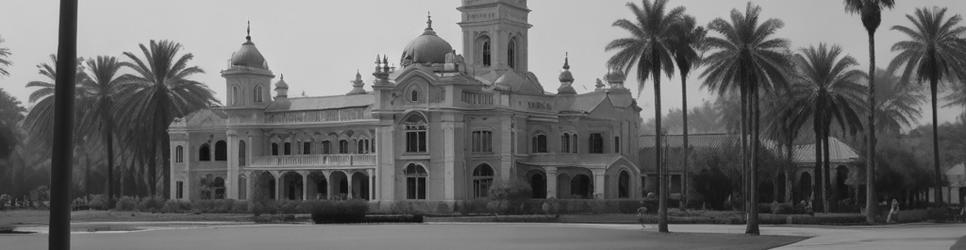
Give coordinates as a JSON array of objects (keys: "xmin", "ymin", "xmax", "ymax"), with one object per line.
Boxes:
[
  {"xmin": 345, "ymin": 170, "xmax": 353, "ymax": 199},
  {"xmin": 367, "ymin": 169, "xmax": 375, "ymax": 200},
  {"xmin": 500, "ymin": 116, "xmax": 514, "ymax": 181},
  {"xmin": 323, "ymin": 171, "xmax": 333, "ymax": 200},
  {"xmin": 272, "ymin": 171, "xmax": 282, "ymax": 200},
  {"xmin": 545, "ymin": 167, "xmax": 558, "ymax": 199},
  {"xmin": 300, "ymin": 171, "xmax": 309, "ymax": 200},
  {"xmin": 226, "ymin": 131, "xmax": 239, "ymax": 199},
  {"xmin": 592, "ymin": 169, "xmax": 606, "ymax": 200},
  {"xmin": 246, "ymin": 171, "xmax": 254, "ymax": 201},
  {"xmin": 376, "ymin": 126, "xmax": 395, "ymax": 201},
  {"xmin": 441, "ymin": 120, "xmax": 462, "ymax": 200}
]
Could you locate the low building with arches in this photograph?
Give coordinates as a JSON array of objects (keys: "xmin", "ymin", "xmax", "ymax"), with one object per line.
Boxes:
[{"xmin": 168, "ymin": 0, "xmax": 643, "ymax": 205}]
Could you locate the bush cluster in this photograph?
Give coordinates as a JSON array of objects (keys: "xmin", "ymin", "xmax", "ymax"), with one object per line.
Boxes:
[{"xmin": 309, "ymin": 200, "xmax": 369, "ymax": 224}]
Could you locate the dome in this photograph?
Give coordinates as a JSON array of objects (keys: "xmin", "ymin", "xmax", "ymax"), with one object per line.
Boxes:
[
  {"xmin": 605, "ymin": 69, "xmax": 626, "ymax": 83},
  {"xmin": 400, "ymin": 16, "xmax": 453, "ymax": 66},
  {"xmin": 495, "ymin": 71, "xmax": 544, "ymax": 95},
  {"xmin": 274, "ymin": 75, "xmax": 288, "ymax": 89},
  {"xmin": 230, "ymin": 39, "xmax": 268, "ymax": 69},
  {"xmin": 558, "ymin": 71, "xmax": 574, "ymax": 83}
]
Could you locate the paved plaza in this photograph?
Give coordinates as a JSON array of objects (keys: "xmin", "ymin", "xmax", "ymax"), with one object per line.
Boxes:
[{"xmin": 2, "ymin": 222, "xmax": 965, "ymax": 250}]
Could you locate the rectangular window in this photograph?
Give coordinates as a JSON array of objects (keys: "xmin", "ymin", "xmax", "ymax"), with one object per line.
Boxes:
[
  {"xmin": 405, "ymin": 124, "xmax": 427, "ymax": 153},
  {"xmin": 176, "ymin": 181, "xmax": 184, "ymax": 199},
  {"xmin": 303, "ymin": 142, "xmax": 312, "ymax": 155},
  {"xmin": 271, "ymin": 143, "xmax": 279, "ymax": 156},
  {"xmin": 322, "ymin": 141, "xmax": 331, "ymax": 154},
  {"xmin": 284, "ymin": 143, "xmax": 292, "ymax": 155},
  {"xmin": 471, "ymin": 130, "xmax": 493, "ymax": 153},
  {"xmin": 406, "ymin": 177, "xmax": 427, "ymax": 200},
  {"xmin": 614, "ymin": 136, "xmax": 621, "ymax": 153},
  {"xmin": 589, "ymin": 133, "xmax": 604, "ymax": 154}
]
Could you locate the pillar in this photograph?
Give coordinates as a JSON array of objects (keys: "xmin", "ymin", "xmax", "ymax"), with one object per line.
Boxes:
[
  {"xmin": 367, "ymin": 169, "xmax": 375, "ymax": 200},
  {"xmin": 324, "ymin": 171, "xmax": 333, "ymax": 200},
  {"xmin": 377, "ymin": 126, "xmax": 395, "ymax": 201},
  {"xmin": 226, "ymin": 131, "xmax": 239, "ymax": 199},
  {"xmin": 246, "ymin": 171, "xmax": 254, "ymax": 201},
  {"xmin": 500, "ymin": 116, "xmax": 513, "ymax": 181},
  {"xmin": 441, "ymin": 120, "xmax": 463, "ymax": 200},
  {"xmin": 273, "ymin": 171, "xmax": 282, "ymax": 200},
  {"xmin": 592, "ymin": 169, "xmax": 605, "ymax": 200},
  {"xmin": 345, "ymin": 170, "xmax": 353, "ymax": 199},
  {"xmin": 300, "ymin": 171, "xmax": 309, "ymax": 201},
  {"xmin": 545, "ymin": 167, "xmax": 558, "ymax": 199}
]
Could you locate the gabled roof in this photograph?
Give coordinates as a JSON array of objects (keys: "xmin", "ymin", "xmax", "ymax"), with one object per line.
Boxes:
[
  {"xmin": 265, "ymin": 94, "xmax": 374, "ymax": 112},
  {"xmin": 180, "ymin": 108, "xmax": 228, "ymax": 129},
  {"xmin": 561, "ymin": 89, "xmax": 638, "ymax": 113}
]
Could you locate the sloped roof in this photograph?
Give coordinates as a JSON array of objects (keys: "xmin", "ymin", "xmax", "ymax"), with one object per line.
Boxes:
[
  {"xmin": 947, "ymin": 163, "xmax": 965, "ymax": 187},
  {"xmin": 265, "ymin": 94, "xmax": 374, "ymax": 112},
  {"xmin": 561, "ymin": 90, "xmax": 638, "ymax": 113},
  {"xmin": 791, "ymin": 137, "xmax": 860, "ymax": 164},
  {"xmin": 182, "ymin": 108, "xmax": 228, "ymax": 128}
]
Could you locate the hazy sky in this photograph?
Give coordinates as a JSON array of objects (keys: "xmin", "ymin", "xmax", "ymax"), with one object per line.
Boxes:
[{"xmin": 1, "ymin": 0, "xmax": 964, "ymax": 128}]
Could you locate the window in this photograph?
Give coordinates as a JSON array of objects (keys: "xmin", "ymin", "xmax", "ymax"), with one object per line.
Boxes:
[
  {"xmin": 302, "ymin": 141, "xmax": 311, "ymax": 155},
  {"xmin": 213, "ymin": 177, "xmax": 226, "ymax": 199},
  {"xmin": 238, "ymin": 140, "xmax": 246, "ymax": 166},
  {"xmin": 215, "ymin": 140, "xmax": 227, "ymax": 161},
  {"xmin": 271, "ymin": 143, "xmax": 279, "ymax": 156},
  {"xmin": 339, "ymin": 140, "xmax": 349, "ymax": 154},
  {"xmin": 199, "ymin": 143, "xmax": 211, "ymax": 161},
  {"xmin": 531, "ymin": 134, "xmax": 547, "ymax": 153},
  {"xmin": 370, "ymin": 138, "xmax": 376, "ymax": 153},
  {"xmin": 176, "ymin": 181, "xmax": 184, "ymax": 199},
  {"xmin": 482, "ymin": 38, "xmax": 491, "ymax": 67},
  {"xmin": 589, "ymin": 133, "xmax": 604, "ymax": 154},
  {"xmin": 507, "ymin": 37, "xmax": 517, "ymax": 69},
  {"xmin": 618, "ymin": 170, "xmax": 630, "ymax": 198},
  {"xmin": 405, "ymin": 164, "xmax": 427, "ymax": 200},
  {"xmin": 175, "ymin": 145, "xmax": 184, "ymax": 163},
  {"xmin": 472, "ymin": 164, "xmax": 494, "ymax": 198},
  {"xmin": 238, "ymin": 176, "xmax": 247, "ymax": 200},
  {"xmin": 321, "ymin": 141, "xmax": 331, "ymax": 154},
  {"xmin": 232, "ymin": 86, "xmax": 239, "ymax": 105},
  {"xmin": 404, "ymin": 115, "xmax": 427, "ymax": 153},
  {"xmin": 254, "ymin": 85, "xmax": 263, "ymax": 103},
  {"xmin": 471, "ymin": 130, "xmax": 493, "ymax": 153},
  {"xmin": 411, "ymin": 90, "xmax": 419, "ymax": 102},
  {"xmin": 571, "ymin": 134, "xmax": 578, "ymax": 153},
  {"xmin": 614, "ymin": 136, "xmax": 621, "ymax": 153},
  {"xmin": 283, "ymin": 142, "xmax": 292, "ymax": 155},
  {"xmin": 561, "ymin": 133, "xmax": 570, "ymax": 153}
]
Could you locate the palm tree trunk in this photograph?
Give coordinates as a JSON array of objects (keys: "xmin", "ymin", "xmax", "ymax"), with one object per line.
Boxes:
[
  {"xmin": 865, "ymin": 29, "xmax": 878, "ymax": 224},
  {"xmin": 740, "ymin": 86, "xmax": 748, "ymax": 212},
  {"xmin": 681, "ymin": 77, "xmax": 689, "ymax": 210},
  {"xmin": 654, "ymin": 63, "xmax": 669, "ymax": 233},
  {"xmin": 746, "ymin": 84, "xmax": 760, "ymax": 235},
  {"xmin": 930, "ymin": 78, "xmax": 942, "ymax": 206},
  {"xmin": 85, "ymin": 148, "xmax": 90, "ymax": 202},
  {"xmin": 48, "ymin": 0, "xmax": 78, "ymax": 246},
  {"xmin": 813, "ymin": 117, "xmax": 824, "ymax": 212},
  {"xmin": 104, "ymin": 106, "xmax": 115, "ymax": 205},
  {"xmin": 823, "ymin": 131, "xmax": 831, "ymax": 213}
]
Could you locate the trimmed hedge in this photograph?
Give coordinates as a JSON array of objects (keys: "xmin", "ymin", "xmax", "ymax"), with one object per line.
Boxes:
[{"xmin": 310, "ymin": 200, "xmax": 369, "ymax": 224}]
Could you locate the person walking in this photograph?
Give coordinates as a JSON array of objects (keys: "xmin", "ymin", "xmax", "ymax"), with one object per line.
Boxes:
[
  {"xmin": 637, "ymin": 201, "xmax": 649, "ymax": 230},
  {"xmin": 886, "ymin": 198, "xmax": 900, "ymax": 223}
]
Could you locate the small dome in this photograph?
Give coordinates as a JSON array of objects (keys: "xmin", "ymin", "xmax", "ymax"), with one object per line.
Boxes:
[
  {"xmin": 274, "ymin": 74, "xmax": 288, "ymax": 89},
  {"xmin": 230, "ymin": 39, "xmax": 268, "ymax": 69},
  {"xmin": 400, "ymin": 16, "xmax": 453, "ymax": 66},
  {"xmin": 557, "ymin": 84, "xmax": 576, "ymax": 95},
  {"xmin": 558, "ymin": 71, "xmax": 574, "ymax": 83},
  {"xmin": 605, "ymin": 70, "xmax": 626, "ymax": 83},
  {"xmin": 495, "ymin": 71, "xmax": 544, "ymax": 95}
]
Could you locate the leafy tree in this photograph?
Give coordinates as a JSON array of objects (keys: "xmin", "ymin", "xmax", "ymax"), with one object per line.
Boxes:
[
  {"xmin": 842, "ymin": 0, "xmax": 895, "ymax": 223},
  {"xmin": 786, "ymin": 44, "xmax": 867, "ymax": 213},
  {"xmin": 0, "ymin": 89, "xmax": 24, "ymax": 159},
  {"xmin": 888, "ymin": 7, "xmax": 966, "ymax": 206},
  {"xmin": 0, "ymin": 36, "xmax": 11, "ymax": 77},
  {"xmin": 22, "ymin": 54, "xmax": 87, "ymax": 146},
  {"xmin": 78, "ymin": 56, "xmax": 126, "ymax": 204},
  {"xmin": 117, "ymin": 40, "xmax": 218, "ymax": 198},
  {"xmin": 700, "ymin": 3, "xmax": 791, "ymax": 235},
  {"xmin": 605, "ymin": 0, "xmax": 685, "ymax": 233},
  {"xmin": 872, "ymin": 68, "xmax": 924, "ymax": 135}
]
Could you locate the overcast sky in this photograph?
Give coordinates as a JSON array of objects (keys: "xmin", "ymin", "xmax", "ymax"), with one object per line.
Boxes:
[{"xmin": 1, "ymin": 0, "xmax": 964, "ymax": 128}]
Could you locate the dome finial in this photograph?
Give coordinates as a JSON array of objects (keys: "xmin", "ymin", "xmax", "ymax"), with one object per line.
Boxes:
[
  {"xmin": 246, "ymin": 20, "xmax": 251, "ymax": 42},
  {"xmin": 426, "ymin": 11, "xmax": 433, "ymax": 30},
  {"xmin": 563, "ymin": 52, "xmax": 570, "ymax": 70}
]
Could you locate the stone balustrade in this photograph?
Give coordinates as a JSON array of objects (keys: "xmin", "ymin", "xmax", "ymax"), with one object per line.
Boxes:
[{"xmin": 250, "ymin": 154, "xmax": 376, "ymax": 168}]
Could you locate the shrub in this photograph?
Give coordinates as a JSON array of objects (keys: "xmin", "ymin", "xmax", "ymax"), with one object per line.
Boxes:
[
  {"xmin": 88, "ymin": 195, "xmax": 111, "ymax": 210},
  {"xmin": 310, "ymin": 200, "xmax": 369, "ymax": 224},
  {"xmin": 252, "ymin": 199, "xmax": 277, "ymax": 216},
  {"xmin": 488, "ymin": 180, "xmax": 532, "ymax": 214},
  {"xmin": 276, "ymin": 200, "xmax": 301, "ymax": 214},
  {"xmin": 231, "ymin": 200, "xmax": 248, "ymax": 213},
  {"xmin": 114, "ymin": 197, "xmax": 138, "ymax": 211},
  {"xmin": 457, "ymin": 199, "xmax": 490, "ymax": 215},
  {"xmin": 137, "ymin": 197, "xmax": 165, "ymax": 212},
  {"xmin": 363, "ymin": 214, "xmax": 424, "ymax": 223},
  {"xmin": 162, "ymin": 200, "xmax": 192, "ymax": 213}
]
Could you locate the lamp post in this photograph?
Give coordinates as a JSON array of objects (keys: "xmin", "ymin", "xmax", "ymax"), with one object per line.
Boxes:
[{"xmin": 49, "ymin": 0, "xmax": 78, "ymax": 249}]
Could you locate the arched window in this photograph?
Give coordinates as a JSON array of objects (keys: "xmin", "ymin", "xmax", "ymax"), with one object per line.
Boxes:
[
  {"xmin": 411, "ymin": 90, "xmax": 419, "ymax": 102},
  {"xmin": 561, "ymin": 133, "xmax": 570, "ymax": 153},
  {"xmin": 199, "ymin": 143, "xmax": 211, "ymax": 161},
  {"xmin": 302, "ymin": 141, "xmax": 312, "ymax": 155},
  {"xmin": 472, "ymin": 164, "xmax": 494, "ymax": 198},
  {"xmin": 589, "ymin": 133, "xmax": 604, "ymax": 154},
  {"xmin": 618, "ymin": 170, "xmax": 630, "ymax": 198},
  {"xmin": 571, "ymin": 174, "xmax": 591, "ymax": 199},
  {"xmin": 405, "ymin": 163, "xmax": 428, "ymax": 200},
  {"xmin": 214, "ymin": 140, "xmax": 227, "ymax": 161},
  {"xmin": 571, "ymin": 134, "xmax": 578, "ymax": 153},
  {"xmin": 507, "ymin": 37, "xmax": 518, "ymax": 69},
  {"xmin": 271, "ymin": 143, "xmax": 279, "ymax": 156},
  {"xmin": 175, "ymin": 145, "xmax": 184, "ymax": 163},
  {"xmin": 321, "ymin": 141, "xmax": 331, "ymax": 154},
  {"xmin": 531, "ymin": 134, "xmax": 547, "ymax": 153},
  {"xmin": 481, "ymin": 36, "xmax": 491, "ymax": 67},
  {"xmin": 339, "ymin": 140, "xmax": 349, "ymax": 154},
  {"xmin": 232, "ymin": 86, "xmax": 239, "ymax": 105},
  {"xmin": 238, "ymin": 140, "xmax": 246, "ymax": 166},
  {"xmin": 253, "ymin": 85, "xmax": 263, "ymax": 103},
  {"xmin": 404, "ymin": 114, "xmax": 428, "ymax": 153},
  {"xmin": 283, "ymin": 142, "xmax": 292, "ymax": 155}
]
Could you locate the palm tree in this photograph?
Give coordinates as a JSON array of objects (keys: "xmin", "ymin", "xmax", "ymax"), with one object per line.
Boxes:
[
  {"xmin": 23, "ymin": 54, "xmax": 86, "ymax": 146},
  {"xmin": 889, "ymin": 7, "xmax": 966, "ymax": 206},
  {"xmin": 118, "ymin": 40, "xmax": 217, "ymax": 198},
  {"xmin": 701, "ymin": 3, "xmax": 790, "ymax": 235},
  {"xmin": 606, "ymin": 0, "xmax": 685, "ymax": 233},
  {"xmin": 78, "ymin": 56, "xmax": 126, "ymax": 205},
  {"xmin": 873, "ymin": 68, "xmax": 924, "ymax": 135},
  {"xmin": 763, "ymin": 87, "xmax": 804, "ymax": 202},
  {"xmin": 843, "ymin": 0, "xmax": 895, "ymax": 224},
  {"xmin": 786, "ymin": 44, "xmax": 867, "ymax": 213},
  {"xmin": 670, "ymin": 15, "xmax": 706, "ymax": 209},
  {"xmin": 0, "ymin": 36, "xmax": 11, "ymax": 77}
]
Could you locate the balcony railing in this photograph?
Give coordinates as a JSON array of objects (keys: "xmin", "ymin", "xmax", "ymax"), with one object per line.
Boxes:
[{"xmin": 250, "ymin": 154, "xmax": 376, "ymax": 168}]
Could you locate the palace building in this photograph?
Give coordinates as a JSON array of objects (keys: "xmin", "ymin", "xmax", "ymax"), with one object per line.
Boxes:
[{"xmin": 168, "ymin": 0, "xmax": 643, "ymax": 204}]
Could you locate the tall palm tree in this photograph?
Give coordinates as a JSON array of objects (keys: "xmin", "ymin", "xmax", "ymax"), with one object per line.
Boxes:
[
  {"xmin": 889, "ymin": 7, "xmax": 966, "ymax": 206},
  {"xmin": 873, "ymin": 68, "xmax": 924, "ymax": 135},
  {"xmin": 606, "ymin": 0, "xmax": 685, "ymax": 233},
  {"xmin": 118, "ymin": 40, "xmax": 217, "ymax": 198},
  {"xmin": 23, "ymin": 54, "xmax": 86, "ymax": 146},
  {"xmin": 0, "ymin": 36, "xmax": 11, "ymax": 77},
  {"xmin": 701, "ymin": 3, "xmax": 790, "ymax": 235},
  {"xmin": 843, "ymin": 0, "xmax": 894, "ymax": 224},
  {"xmin": 670, "ymin": 15, "xmax": 706, "ymax": 209},
  {"xmin": 763, "ymin": 87, "xmax": 804, "ymax": 202},
  {"xmin": 786, "ymin": 44, "xmax": 867, "ymax": 213},
  {"xmin": 79, "ymin": 56, "xmax": 126, "ymax": 205}
]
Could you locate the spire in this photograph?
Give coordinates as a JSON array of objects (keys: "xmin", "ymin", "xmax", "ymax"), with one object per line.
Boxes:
[
  {"xmin": 382, "ymin": 55, "xmax": 390, "ymax": 73},
  {"xmin": 426, "ymin": 11, "xmax": 433, "ymax": 31},
  {"xmin": 348, "ymin": 69, "xmax": 367, "ymax": 95},
  {"xmin": 246, "ymin": 20, "xmax": 251, "ymax": 42},
  {"xmin": 563, "ymin": 52, "xmax": 570, "ymax": 70}
]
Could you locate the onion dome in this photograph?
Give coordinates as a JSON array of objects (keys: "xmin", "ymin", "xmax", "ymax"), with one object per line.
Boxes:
[
  {"xmin": 557, "ymin": 54, "xmax": 576, "ymax": 95},
  {"xmin": 604, "ymin": 69, "xmax": 626, "ymax": 84},
  {"xmin": 495, "ymin": 71, "xmax": 544, "ymax": 95},
  {"xmin": 275, "ymin": 74, "xmax": 289, "ymax": 89},
  {"xmin": 347, "ymin": 70, "xmax": 367, "ymax": 95},
  {"xmin": 230, "ymin": 22, "xmax": 268, "ymax": 69},
  {"xmin": 400, "ymin": 13, "xmax": 454, "ymax": 66}
]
